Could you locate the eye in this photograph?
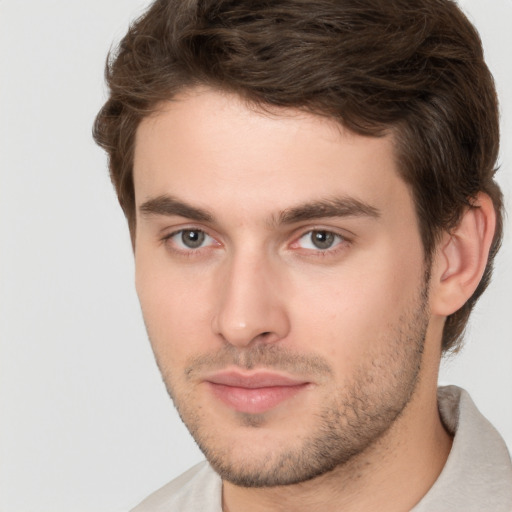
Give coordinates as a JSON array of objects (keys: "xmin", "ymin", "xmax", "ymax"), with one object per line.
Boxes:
[
  {"xmin": 296, "ymin": 230, "xmax": 344, "ymax": 251},
  {"xmin": 167, "ymin": 229, "xmax": 216, "ymax": 250}
]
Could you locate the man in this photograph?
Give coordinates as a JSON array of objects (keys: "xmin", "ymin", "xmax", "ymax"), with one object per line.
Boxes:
[{"xmin": 93, "ymin": 0, "xmax": 512, "ymax": 510}]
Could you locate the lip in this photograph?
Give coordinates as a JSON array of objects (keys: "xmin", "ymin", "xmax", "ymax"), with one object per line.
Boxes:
[{"xmin": 205, "ymin": 370, "xmax": 310, "ymax": 414}]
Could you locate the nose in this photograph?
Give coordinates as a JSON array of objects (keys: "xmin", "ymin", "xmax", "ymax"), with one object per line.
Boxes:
[{"xmin": 211, "ymin": 251, "xmax": 290, "ymax": 347}]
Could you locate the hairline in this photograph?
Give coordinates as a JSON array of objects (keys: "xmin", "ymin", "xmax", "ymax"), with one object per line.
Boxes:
[{"xmin": 129, "ymin": 85, "xmax": 434, "ymax": 263}]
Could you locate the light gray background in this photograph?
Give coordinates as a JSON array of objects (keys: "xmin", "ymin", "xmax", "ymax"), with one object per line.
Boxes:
[{"xmin": 0, "ymin": 1, "xmax": 510, "ymax": 511}]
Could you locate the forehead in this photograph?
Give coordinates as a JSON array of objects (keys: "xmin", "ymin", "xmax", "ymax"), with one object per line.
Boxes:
[{"xmin": 133, "ymin": 88, "xmax": 411, "ymax": 219}]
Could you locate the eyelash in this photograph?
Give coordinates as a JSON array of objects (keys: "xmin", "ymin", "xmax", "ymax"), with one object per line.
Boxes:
[
  {"xmin": 291, "ymin": 229, "xmax": 350, "ymax": 257},
  {"xmin": 161, "ymin": 228, "xmax": 219, "ymax": 256},
  {"xmin": 160, "ymin": 227, "xmax": 351, "ymax": 258}
]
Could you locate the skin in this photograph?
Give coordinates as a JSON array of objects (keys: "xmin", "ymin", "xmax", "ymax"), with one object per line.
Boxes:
[{"xmin": 131, "ymin": 87, "xmax": 494, "ymax": 511}]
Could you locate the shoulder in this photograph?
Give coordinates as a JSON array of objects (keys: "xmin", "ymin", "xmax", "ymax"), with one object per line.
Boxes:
[
  {"xmin": 413, "ymin": 385, "xmax": 512, "ymax": 512},
  {"xmin": 130, "ymin": 461, "xmax": 222, "ymax": 512}
]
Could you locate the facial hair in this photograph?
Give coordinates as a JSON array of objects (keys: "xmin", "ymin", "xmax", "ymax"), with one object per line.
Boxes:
[{"xmin": 152, "ymin": 282, "xmax": 429, "ymax": 488}]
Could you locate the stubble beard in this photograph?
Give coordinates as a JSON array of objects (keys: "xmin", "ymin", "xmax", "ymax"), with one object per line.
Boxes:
[{"xmin": 151, "ymin": 283, "xmax": 430, "ymax": 488}]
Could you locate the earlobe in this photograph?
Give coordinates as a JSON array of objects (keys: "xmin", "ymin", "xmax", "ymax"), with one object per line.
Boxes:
[{"xmin": 430, "ymin": 193, "xmax": 496, "ymax": 316}]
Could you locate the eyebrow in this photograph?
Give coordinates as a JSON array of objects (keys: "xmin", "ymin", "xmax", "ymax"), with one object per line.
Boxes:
[
  {"xmin": 277, "ymin": 197, "xmax": 380, "ymax": 225},
  {"xmin": 138, "ymin": 194, "xmax": 380, "ymax": 225},
  {"xmin": 139, "ymin": 195, "xmax": 213, "ymax": 222}
]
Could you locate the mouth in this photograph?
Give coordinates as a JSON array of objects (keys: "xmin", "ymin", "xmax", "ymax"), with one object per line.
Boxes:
[{"xmin": 204, "ymin": 370, "xmax": 311, "ymax": 415}]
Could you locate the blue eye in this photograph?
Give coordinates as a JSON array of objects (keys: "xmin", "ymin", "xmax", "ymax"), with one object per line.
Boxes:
[
  {"xmin": 169, "ymin": 229, "xmax": 214, "ymax": 250},
  {"xmin": 297, "ymin": 230, "xmax": 343, "ymax": 250}
]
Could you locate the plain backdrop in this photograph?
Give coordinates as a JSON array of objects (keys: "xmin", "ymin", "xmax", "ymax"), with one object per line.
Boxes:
[{"xmin": 0, "ymin": 1, "xmax": 511, "ymax": 511}]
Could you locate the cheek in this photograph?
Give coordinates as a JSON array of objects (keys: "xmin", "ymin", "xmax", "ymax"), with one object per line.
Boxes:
[
  {"xmin": 285, "ymin": 247, "xmax": 424, "ymax": 368},
  {"xmin": 135, "ymin": 252, "xmax": 215, "ymax": 364}
]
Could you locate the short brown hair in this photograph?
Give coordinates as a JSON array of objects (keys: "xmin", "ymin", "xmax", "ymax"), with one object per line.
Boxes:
[{"xmin": 93, "ymin": 0, "xmax": 503, "ymax": 353}]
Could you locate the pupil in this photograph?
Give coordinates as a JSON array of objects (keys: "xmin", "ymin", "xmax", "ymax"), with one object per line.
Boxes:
[
  {"xmin": 312, "ymin": 231, "xmax": 334, "ymax": 249},
  {"xmin": 182, "ymin": 230, "xmax": 205, "ymax": 248}
]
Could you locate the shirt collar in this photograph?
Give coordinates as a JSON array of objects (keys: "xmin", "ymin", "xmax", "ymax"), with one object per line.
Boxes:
[{"xmin": 412, "ymin": 385, "xmax": 512, "ymax": 511}]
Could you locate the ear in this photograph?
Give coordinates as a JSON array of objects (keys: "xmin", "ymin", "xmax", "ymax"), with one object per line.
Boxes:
[{"xmin": 430, "ymin": 192, "xmax": 496, "ymax": 317}]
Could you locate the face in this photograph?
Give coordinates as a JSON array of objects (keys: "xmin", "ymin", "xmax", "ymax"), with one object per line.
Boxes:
[{"xmin": 133, "ymin": 88, "xmax": 430, "ymax": 487}]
